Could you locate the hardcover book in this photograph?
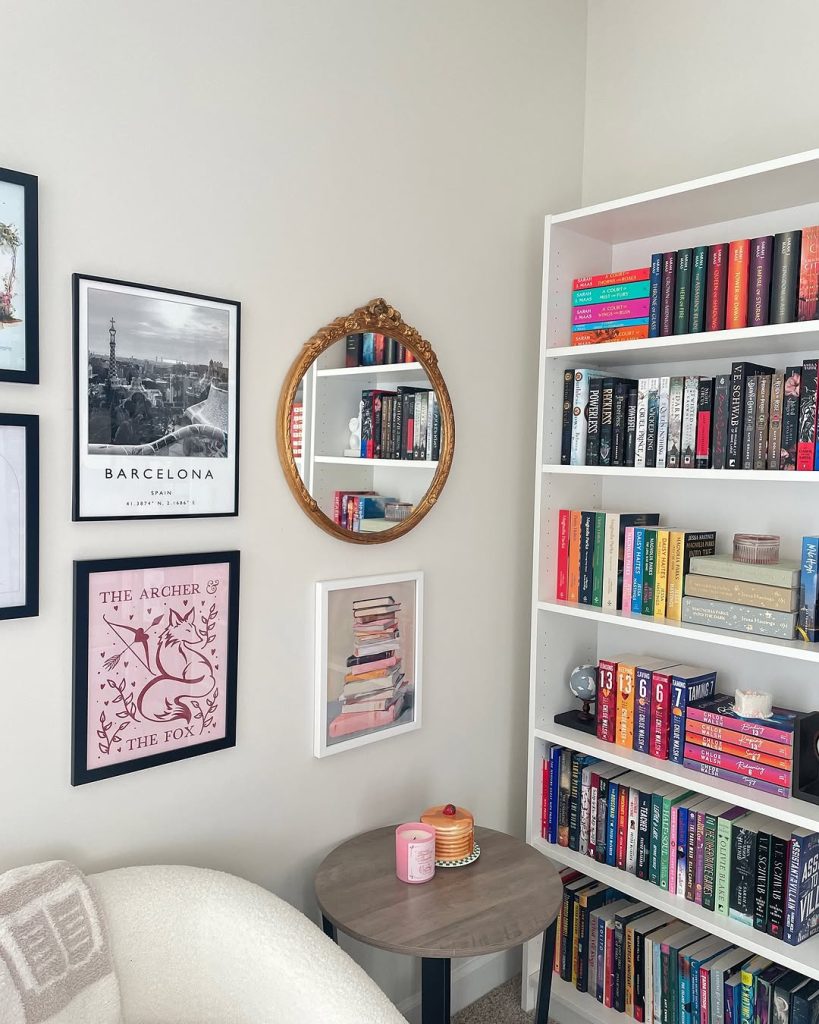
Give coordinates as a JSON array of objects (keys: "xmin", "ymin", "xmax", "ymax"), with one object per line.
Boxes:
[
  {"xmin": 674, "ymin": 248, "xmax": 693, "ymax": 335},
  {"xmin": 727, "ymin": 362, "xmax": 774, "ymax": 469},
  {"xmin": 644, "ymin": 385, "xmax": 659, "ymax": 468},
  {"xmin": 784, "ymin": 829, "xmax": 819, "ymax": 945},
  {"xmin": 648, "ymin": 252, "xmax": 662, "ymax": 338},
  {"xmin": 690, "ymin": 245, "xmax": 708, "ymax": 333},
  {"xmin": 571, "ymin": 370, "xmax": 606, "ymax": 466},
  {"xmin": 781, "ymin": 365, "xmax": 802, "ymax": 470},
  {"xmin": 705, "ymin": 243, "xmax": 728, "ymax": 331},
  {"xmin": 680, "ymin": 375, "xmax": 699, "ymax": 468},
  {"xmin": 684, "ymin": 574, "xmax": 798, "ymax": 612},
  {"xmin": 749, "ymin": 235, "xmax": 774, "ymax": 326},
  {"xmin": 798, "ymin": 225, "xmax": 819, "ymax": 322},
  {"xmin": 666, "ymin": 376, "xmax": 685, "ymax": 468},
  {"xmin": 625, "ymin": 386, "xmax": 638, "ymax": 466},
  {"xmin": 660, "ymin": 252, "xmax": 676, "ymax": 337},
  {"xmin": 797, "ymin": 535, "xmax": 819, "ymax": 642},
  {"xmin": 796, "ymin": 358, "xmax": 818, "ymax": 471},
  {"xmin": 754, "ymin": 372, "xmax": 772, "ymax": 469},
  {"xmin": 768, "ymin": 372, "xmax": 785, "ymax": 471},
  {"xmin": 741, "ymin": 372, "xmax": 758, "ymax": 470},
  {"xmin": 770, "ymin": 230, "xmax": 802, "ymax": 324},
  {"xmin": 695, "ymin": 377, "xmax": 714, "ymax": 469},
  {"xmin": 681, "ymin": 596, "xmax": 797, "ymax": 640},
  {"xmin": 711, "ymin": 373, "xmax": 731, "ymax": 470},
  {"xmin": 668, "ymin": 666, "xmax": 717, "ymax": 764},
  {"xmin": 656, "ymin": 377, "xmax": 670, "ymax": 469},
  {"xmin": 687, "ymin": 553, "xmax": 800, "ymax": 588},
  {"xmin": 726, "ymin": 239, "xmax": 750, "ymax": 329}
]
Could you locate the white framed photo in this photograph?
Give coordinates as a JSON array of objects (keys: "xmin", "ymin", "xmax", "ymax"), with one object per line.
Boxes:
[
  {"xmin": 0, "ymin": 167, "xmax": 38, "ymax": 383},
  {"xmin": 314, "ymin": 571, "xmax": 423, "ymax": 757},
  {"xmin": 0, "ymin": 414, "xmax": 38, "ymax": 619},
  {"xmin": 72, "ymin": 274, "xmax": 240, "ymax": 521}
]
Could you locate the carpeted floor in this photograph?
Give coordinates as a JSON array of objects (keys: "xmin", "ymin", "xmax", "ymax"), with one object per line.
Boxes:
[{"xmin": 453, "ymin": 976, "xmax": 534, "ymax": 1023}]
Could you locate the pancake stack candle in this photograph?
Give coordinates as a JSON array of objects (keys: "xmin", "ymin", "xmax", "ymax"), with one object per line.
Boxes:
[{"xmin": 420, "ymin": 803, "xmax": 475, "ymax": 863}]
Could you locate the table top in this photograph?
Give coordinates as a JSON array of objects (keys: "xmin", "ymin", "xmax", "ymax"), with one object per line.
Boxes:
[{"xmin": 314, "ymin": 825, "xmax": 562, "ymax": 958}]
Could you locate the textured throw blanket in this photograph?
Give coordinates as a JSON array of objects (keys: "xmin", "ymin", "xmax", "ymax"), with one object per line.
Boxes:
[{"xmin": 0, "ymin": 861, "xmax": 122, "ymax": 1024}]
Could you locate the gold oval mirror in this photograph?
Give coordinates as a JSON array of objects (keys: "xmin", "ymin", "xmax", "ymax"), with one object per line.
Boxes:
[{"xmin": 277, "ymin": 298, "xmax": 454, "ymax": 542}]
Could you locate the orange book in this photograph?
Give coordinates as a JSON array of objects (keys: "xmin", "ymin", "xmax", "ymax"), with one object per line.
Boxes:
[
  {"xmin": 615, "ymin": 660, "xmax": 637, "ymax": 748},
  {"xmin": 567, "ymin": 510, "xmax": 582, "ymax": 603},
  {"xmin": 571, "ymin": 325, "xmax": 650, "ymax": 346},
  {"xmin": 726, "ymin": 239, "xmax": 750, "ymax": 329}
]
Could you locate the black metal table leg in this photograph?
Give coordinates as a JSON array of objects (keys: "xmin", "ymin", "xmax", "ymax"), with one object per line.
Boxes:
[
  {"xmin": 421, "ymin": 957, "xmax": 451, "ymax": 1024},
  {"xmin": 535, "ymin": 921, "xmax": 557, "ymax": 1024},
  {"xmin": 322, "ymin": 914, "xmax": 337, "ymax": 943}
]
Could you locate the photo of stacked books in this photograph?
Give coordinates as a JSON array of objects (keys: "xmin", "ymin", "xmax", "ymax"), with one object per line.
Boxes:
[
  {"xmin": 569, "ymin": 224, "xmax": 819, "ymax": 348},
  {"xmin": 682, "ymin": 693, "xmax": 797, "ymax": 800},
  {"xmin": 682, "ymin": 553, "xmax": 800, "ymax": 640},
  {"xmin": 328, "ymin": 594, "xmax": 408, "ymax": 739},
  {"xmin": 570, "ymin": 267, "xmax": 650, "ymax": 346},
  {"xmin": 594, "ymin": 654, "xmax": 717, "ymax": 766},
  {"xmin": 344, "ymin": 332, "xmax": 417, "ymax": 367},
  {"xmin": 559, "ymin": 359, "xmax": 819, "ymax": 472},
  {"xmin": 550, "ymin": 864, "xmax": 819, "ymax": 1020},
  {"xmin": 541, "ymin": 745, "xmax": 819, "ymax": 946},
  {"xmin": 358, "ymin": 386, "xmax": 440, "ymax": 461},
  {"xmin": 555, "ymin": 507, "xmax": 716, "ymax": 620},
  {"xmin": 332, "ymin": 490, "xmax": 405, "ymax": 532}
]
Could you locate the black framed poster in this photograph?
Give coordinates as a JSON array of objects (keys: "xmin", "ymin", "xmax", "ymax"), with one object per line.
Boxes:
[
  {"xmin": 73, "ymin": 274, "xmax": 240, "ymax": 521},
  {"xmin": 0, "ymin": 413, "xmax": 39, "ymax": 619},
  {"xmin": 0, "ymin": 167, "xmax": 38, "ymax": 384}
]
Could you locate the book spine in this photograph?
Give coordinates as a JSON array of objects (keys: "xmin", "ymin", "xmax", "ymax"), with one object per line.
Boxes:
[
  {"xmin": 666, "ymin": 531, "xmax": 684, "ymax": 620},
  {"xmin": 667, "ymin": 376, "xmax": 685, "ymax": 468},
  {"xmin": 615, "ymin": 662, "xmax": 636, "ymax": 749},
  {"xmin": 631, "ymin": 528, "xmax": 645, "ymax": 613},
  {"xmin": 749, "ymin": 235, "xmax": 774, "ymax": 326},
  {"xmin": 640, "ymin": 529, "xmax": 656, "ymax": 615},
  {"xmin": 798, "ymin": 224, "xmax": 819, "ymax": 321},
  {"xmin": 706, "ymin": 243, "xmax": 728, "ymax": 331},
  {"xmin": 571, "ymin": 324, "xmax": 650, "ymax": 345},
  {"xmin": 797, "ymin": 535, "xmax": 819, "ymax": 642},
  {"xmin": 690, "ymin": 245, "xmax": 708, "ymax": 333},
  {"xmin": 796, "ymin": 358, "xmax": 818, "ymax": 471},
  {"xmin": 729, "ymin": 822, "xmax": 756, "ymax": 926},
  {"xmin": 781, "ymin": 364, "xmax": 802, "ymax": 470},
  {"xmin": 345, "ymin": 333, "xmax": 361, "ymax": 367},
  {"xmin": 784, "ymin": 835, "xmax": 802, "ymax": 943},
  {"xmin": 541, "ymin": 758, "xmax": 549, "ymax": 839},
  {"xmin": 711, "ymin": 373, "xmax": 731, "ymax": 470},
  {"xmin": 599, "ymin": 380, "xmax": 614, "ymax": 466},
  {"xmin": 753, "ymin": 829, "xmax": 770, "ymax": 931},
  {"xmin": 684, "ymin": 808, "xmax": 698, "ymax": 900},
  {"xmin": 682, "ymin": 759, "xmax": 790, "ymax": 798},
  {"xmin": 548, "ymin": 745, "xmax": 561, "ymax": 843},
  {"xmin": 649, "ymin": 252, "xmax": 663, "ymax": 337},
  {"xmin": 601, "ymin": 512, "xmax": 620, "ymax": 611},
  {"xmin": 597, "ymin": 659, "xmax": 618, "ymax": 742},
  {"xmin": 612, "ymin": 382, "xmax": 628, "ymax": 466},
  {"xmin": 571, "ymin": 316, "xmax": 649, "ymax": 332},
  {"xmin": 670, "ymin": 677, "xmax": 716, "ymax": 766},
  {"xmin": 649, "ymin": 794, "xmax": 663, "ymax": 885},
  {"xmin": 622, "ymin": 527, "xmax": 635, "ymax": 611},
  {"xmin": 674, "ymin": 248, "xmax": 693, "ymax": 334},
  {"xmin": 626, "ymin": 787, "xmax": 640, "ymax": 874},
  {"xmin": 660, "ymin": 252, "xmax": 676, "ymax": 336},
  {"xmin": 676, "ymin": 806, "xmax": 689, "ymax": 896},
  {"xmin": 741, "ymin": 373, "xmax": 757, "ymax": 470},
  {"xmin": 685, "ymin": 720, "xmax": 791, "ymax": 759},
  {"xmin": 668, "ymin": 803, "xmax": 679, "ymax": 894},
  {"xmin": 578, "ymin": 511, "xmax": 596, "ymax": 604},
  {"xmin": 754, "ymin": 373, "xmax": 771, "ymax": 469},
  {"xmin": 645, "ymin": 382, "xmax": 659, "ymax": 467},
  {"xmin": 695, "ymin": 377, "xmax": 714, "ymax": 468},
  {"xmin": 635, "ymin": 379, "xmax": 649, "ymax": 467},
  {"xmin": 625, "ymin": 386, "xmax": 638, "ymax": 466},
  {"xmin": 567, "ymin": 510, "xmax": 581, "ymax": 602},
  {"xmin": 636, "ymin": 790, "xmax": 652, "ymax": 880},
  {"xmin": 680, "ymin": 375, "xmax": 699, "ymax": 468},
  {"xmin": 653, "ymin": 529, "xmax": 669, "ymax": 617},
  {"xmin": 633, "ymin": 666, "xmax": 653, "ymax": 753},
  {"xmin": 767, "ymin": 371, "xmax": 784, "ymax": 471},
  {"xmin": 686, "ymin": 733, "xmax": 791, "ymax": 769},
  {"xmin": 573, "ymin": 298, "xmax": 650, "ymax": 325},
  {"xmin": 770, "ymin": 229, "xmax": 802, "ymax": 323},
  {"xmin": 681, "ymin": 596, "xmax": 797, "ymax": 640},
  {"xmin": 686, "ymin": 706, "xmax": 794, "ymax": 744},
  {"xmin": 726, "ymin": 239, "xmax": 750, "ymax": 329},
  {"xmin": 767, "ymin": 834, "xmax": 788, "ymax": 938},
  {"xmin": 649, "ymin": 671, "xmax": 671, "ymax": 759},
  {"xmin": 715, "ymin": 816, "xmax": 733, "ymax": 915},
  {"xmin": 606, "ymin": 782, "xmax": 619, "ymax": 865},
  {"xmin": 694, "ymin": 809, "xmax": 706, "ymax": 903},
  {"xmin": 596, "ymin": 777, "xmax": 610, "ymax": 863},
  {"xmin": 573, "ymin": 281, "xmax": 652, "ymax": 306},
  {"xmin": 683, "ymin": 743, "xmax": 790, "ymax": 786},
  {"xmin": 727, "ymin": 364, "xmax": 747, "ymax": 469},
  {"xmin": 659, "ymin": 795, "xmax": 675, "ymax": 889},
  {"xmin": 573, "ymin": 267, "xmax": 651, "ymax": 290},
  {"xmin": 557, "ymin": 750, "xmax": 571, "ymax": 847},
  {"xmin": 568, "ymin": 754, "xmax": 583, "ymax": 851},
  {"xmin": 656, "ymin": 376, "xmax": 670, "ymax": 469},
  {"xmin": 591, "ymin": 511, "xmax": 606, "ymax": 607}
]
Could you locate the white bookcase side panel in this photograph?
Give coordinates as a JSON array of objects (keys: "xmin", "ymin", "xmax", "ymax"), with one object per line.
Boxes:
[{"xmin": 545, "ymin": 223, "xmax": 612, "ymax": 353}]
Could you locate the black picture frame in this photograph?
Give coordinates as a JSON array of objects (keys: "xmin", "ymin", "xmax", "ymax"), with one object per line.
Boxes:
[
  {"xmin": 72, "ymin": 273, "xmax": 241, "ymax": 521},
  {"xmin": 72, "ymin": 550, "xmax": 240, "ymax": 786},
  {"xmin": 0, "ymin": 413, "xmax": 39, "ymax": 620},
  {"xmin": 0, "ymin": 167, "xmax": 39, "ymax": 384}
]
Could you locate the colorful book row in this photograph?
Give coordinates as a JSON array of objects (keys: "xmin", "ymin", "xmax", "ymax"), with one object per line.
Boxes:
[
  {"xmin": 359, "ymin": 387, "xmax": 440, "ymax": 461},
  {"xmin": 541, "ymin": 746, "xmax": 819, "ymax": 945},
  {"xmin": 552, "ymin": 866, "xmax": 819, "ymax": 1024},
  {"xmin": 344, "ymin": 332, "xmax": 417, "ymax": 367}
]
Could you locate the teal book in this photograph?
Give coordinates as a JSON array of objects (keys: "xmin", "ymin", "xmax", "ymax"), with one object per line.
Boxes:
[
  {"xmin": 592, "ymin": 511, "xmax": 606, "ymax": 606},
  {"xmin": 661, "ymin": 788, "xmax": 694, "ymax": 890}
]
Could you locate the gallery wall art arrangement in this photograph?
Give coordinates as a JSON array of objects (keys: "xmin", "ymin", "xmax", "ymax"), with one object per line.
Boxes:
[{"xmin": 0, "ymin": 161, "xmax": 434, "ymax": 784}]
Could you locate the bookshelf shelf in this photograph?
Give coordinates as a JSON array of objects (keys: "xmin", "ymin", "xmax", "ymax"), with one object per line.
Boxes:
[
  {"xmin": 314, "ymin": 455, "xmax": 438, "ymax": 469},
  {"xmin": 524, "ymin": 149, "xmax": 819, "ymax": 1018},
  {"xmin": 532, "ymin": 840, "xmax": 819, "ymax": 981},
  {"xmin": 542, "ymin": 464, "xmax": 819, "ymax": 482},
  {"xmin": 316, "ymin": 363, "xmax": 426, "ymax": 378},
  {"xmin": 536, "ymin": 724, "xmax": 819, "ymax": 832}
]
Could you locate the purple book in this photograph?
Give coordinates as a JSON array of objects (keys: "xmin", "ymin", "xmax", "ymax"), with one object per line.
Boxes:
[
  {"xmin": 749, "ymin": 235, "xmax": 774, "ymax": 326},
  {"xmin": 683, "ymin": 758, "xmax": 790, "ymax": 798},
  {"xmin": 695, "ymin": 810, "xmax": 706, "ymax": 904}
]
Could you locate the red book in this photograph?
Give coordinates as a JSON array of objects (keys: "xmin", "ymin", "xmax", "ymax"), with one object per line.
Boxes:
[
  {"xmin": 683, "ymin": 741, "xmax": 791, "ymax": 786},
  {"xmin": 684, "ymin": 719, "xmax": 791, "ymax": 760},
  {"xmin": 798, "ymin": 225, "xmax": 819, "ymax": 321},
  {"xmin": 596, "ymin": 659, "xmax": 618, "ymax": 742},
  {"xmin": 572, "ymin": 267, "xmax": 650, "ymax": 290},
  {"xmin": 541, "ymin": 758, "xmax": 550, "ymax": 838},
  {"xmin": 615, "ymin": 785, "xmax": 629, "ymax": 869},
  {"xmin": 705, "ymin": 243, "xmax": 728, "ymax": 330},
  {"xmin": 373, "ymin": 333, "xmax": 385, "ymax": 365},
  {"xmin": 556, "ymin": 509, "xmax": 571, "ymax": 600},
  {"xmin": 649, "ymin": 668, "xmax": 674, "ymax": 759},
  {"xmin": 726, "ymin": 239, "xmax": 750, "ymax": 329}
]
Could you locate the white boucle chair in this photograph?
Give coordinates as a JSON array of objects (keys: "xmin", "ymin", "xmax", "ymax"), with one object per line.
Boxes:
[{"xmin": 89, "ymin": 864, "xmax": 406, "ymax": 1024}]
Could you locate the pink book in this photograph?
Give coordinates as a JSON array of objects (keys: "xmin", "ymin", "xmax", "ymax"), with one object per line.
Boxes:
[
  {"xmin": 622, "ymin": 527, "xmax": 635, "ymax": 610},
  {"xmin": 556, "ymin": 509, "xmax": 571, "ymax": 600},
  {"xmin": 683, "ymin": 742, "xmax": 791, "ymax": 787},
  {"xmin": 572, "ymin": 298, "xmax": 651, "ymax": 326},
  {"xmin": 328, "ymin": 702, "xmax": 401, "ymax": 738},
  {"xmin": 347, "ymin": 655, "xmax": 398, "ymax": 676},
  {"xmin": 685, "ymin": 703, "xmax": 794, "ymax": 746}
]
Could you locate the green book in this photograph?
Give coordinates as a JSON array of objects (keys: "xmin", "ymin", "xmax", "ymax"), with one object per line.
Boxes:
[
  {"xmin": 592, "ymin": 511, "xmax": 606, "ymax": 606},
  {"xmin": 701, "ymin": 801, "xmax": 735, "ymax": 912},
  {"xmin": 689, "ymin": 245, "xmax": 708, "ymax": 333},
  {"xmin": 660, "ymin": 788, "xmax": 694, "ymax": 890},
  {"xmin": 641, "ymin": 529, "xmax": 657, "ymax": 615},
  {"xmin": 674, "ymin": 248, "xmax": 693, "ymax": 335},
  {"xmin": 715, "ymin": 810, "xmax": 746, "ymax": 915}
]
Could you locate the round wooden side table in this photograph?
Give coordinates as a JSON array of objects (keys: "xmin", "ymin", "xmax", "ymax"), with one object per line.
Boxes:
[{"xmin": 315, "ymin": 825, "xmax": 562, "ymax": 1024}]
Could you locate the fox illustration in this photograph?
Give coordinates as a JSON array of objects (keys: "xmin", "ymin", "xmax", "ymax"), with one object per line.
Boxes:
[{"xmin": 136, "ymin": 607, "xmax": 217, "ymax": 723}]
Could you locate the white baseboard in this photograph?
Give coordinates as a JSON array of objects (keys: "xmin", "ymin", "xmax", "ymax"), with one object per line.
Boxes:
[{"xmin": 397, "ymin": 948, "xmax": 521, "ymax": 1023}]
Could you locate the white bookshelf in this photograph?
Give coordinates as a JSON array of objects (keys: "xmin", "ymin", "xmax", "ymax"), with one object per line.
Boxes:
[
  {"xmin": 299, "ymin": 345, "xmax": 437, "ymax": 520},
  {"xmin": 523, "ymin": 149, "xmax": 819, "ymax": 1017}
]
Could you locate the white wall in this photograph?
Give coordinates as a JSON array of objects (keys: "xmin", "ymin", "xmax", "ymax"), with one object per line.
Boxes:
[
  {"xmin": 0, "ymin": 0, "xmax": 587, "ymax": 1008},
  {"xmin": 583, "ymin": 0, "xmax": 819, "ymax": 204}
]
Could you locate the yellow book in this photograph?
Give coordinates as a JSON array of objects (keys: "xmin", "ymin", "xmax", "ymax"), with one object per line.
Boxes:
[
  {"xmin": 666, "ymin": 530, "xmax": 685, "ymax": 620},
  {"xmin": 653, "ymin": 529, "xmax": 670, "ymax": 618},
  {"xmin": 615, "ymin": 660, "xmax": 637, "ymax": 748}
]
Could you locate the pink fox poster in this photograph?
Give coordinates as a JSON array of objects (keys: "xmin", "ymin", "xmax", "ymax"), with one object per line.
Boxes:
[{"xmin": 73, "ymin": 551, "xmax": 239, "ymax": 784}]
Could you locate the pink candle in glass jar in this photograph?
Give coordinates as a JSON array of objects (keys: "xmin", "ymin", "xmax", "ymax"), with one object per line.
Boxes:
[{"xmin": 395, "ymin": 823, "xmax": 436, "ymax": 883}]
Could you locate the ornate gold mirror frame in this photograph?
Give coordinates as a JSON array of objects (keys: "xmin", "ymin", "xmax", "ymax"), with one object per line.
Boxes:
[{"xmin": 277, "ymin": 298, "xmax": 455, "ymax": 543}]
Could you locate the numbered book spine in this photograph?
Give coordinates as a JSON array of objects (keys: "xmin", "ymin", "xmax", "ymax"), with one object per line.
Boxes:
[
  {"xmin": 749, "ymin": 235, "xmax": 774, "ymax": 326},
  {"xmin": 706, "ymin": 243, "xmax": 728, "ymax": 330},
  {"xmin": 780, "ymin": 364, "xmax": 802, "ymax": 470},
  {"xmin": 711, "ymin": 373, "xmax": 731, "ymax": 469},
  {"xmin": 726, "ymin": 239, "xmax": 750, "ymax": 329},
  {"xmin": 668, "ymin": 671, "xmax": 717, "ymax": 765},
  {"xmin": 660, "ymin": 252, "xmax": 676, "ymax": 336},
  {"xmin": 633, "ymin": 666, "xmax": 653, "ymax": 753},
  {"xmin": 767, "ymin": 372, "xmax": 785, "ymax": 471},
  {"xmin": 597, "ymin": 659, "xmax": 618, "ymax": 742},
  {"xmin": 649, "ymin": 669, "xmax": 673, "ymax": 759},
  {"xmin": 666, "ymin": 376, "xmax": 685, "ymax": 468},
  {"xmin": 656, "ymin": 377, "xmax": 671, "ymax": 469},
  {"xmin": 684, "ymin": 742, "xmax": 791, "ymax": 786},
  {"xmin": 690, "ymin": 245, "xmax": 708, "ymax": 332},
  {"xmin": 770, "ymin": 229, "xmax": 802, "ymax": 324},
  {"xmin": 615, "ymin": 661, "xmax": 636, "ymax": 749},
  {"xmin": 681, "ymin": 376, "xmax": 699, "ymax": 468},
  {"xmin": 797, "ymin": 358, "xmax": 818, "ymax": 471},
  {"xmin": 648, "ymin": 252, "xmax": 663, "ymax": 337}
]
